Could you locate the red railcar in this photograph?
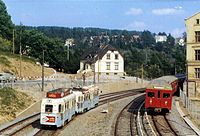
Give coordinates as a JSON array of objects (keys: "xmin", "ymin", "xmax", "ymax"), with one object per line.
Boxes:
[{"xmin": 145, "ymin": 76, "xmax": 178, "ymax": 112}]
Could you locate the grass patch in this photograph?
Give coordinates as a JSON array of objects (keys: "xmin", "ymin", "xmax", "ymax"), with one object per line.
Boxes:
[
  {"xmin": 0, "ymin": 56, "xmax": 11, "ymax": 67},
  {"xmin": 0, "ymin": 87, "xmax": 34, "ymax": 118},
  {"xmin": 0, "ymin": 50, "xmax": 36, "ymax": 64}
]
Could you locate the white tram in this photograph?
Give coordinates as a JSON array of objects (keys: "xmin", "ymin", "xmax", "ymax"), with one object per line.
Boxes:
[
  {"xmin": 40, "ymin": 88, "xmax": 76, "ymax": 127},
  {"xmin": 40, "ymin": 85, "xmax": 99, "ymax": 128},
  {"xmin": 73, "ymin": 85, "xmax": 99, "ymax": 113}
]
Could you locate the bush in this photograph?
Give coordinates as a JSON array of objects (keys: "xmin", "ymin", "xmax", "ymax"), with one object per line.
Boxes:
[{"xmin": 0, "ymin": 37, "xmax": 12, "ymax": 52}]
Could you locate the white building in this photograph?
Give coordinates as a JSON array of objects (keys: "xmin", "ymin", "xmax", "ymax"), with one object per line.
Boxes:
[
  {"xmin": 65, "ymin": 38, "xmax": 75, "ymax": 47},
  {"xmin": 77, "ymin": 45, "xmax": 124, "ymax": 76},
  {"xmin": 175, "ymin": 38, "xmax": 185, "ymax": 46},
  {"xmin": 155, "ymin": 35, "xmax": 167, "ymax": 43}
]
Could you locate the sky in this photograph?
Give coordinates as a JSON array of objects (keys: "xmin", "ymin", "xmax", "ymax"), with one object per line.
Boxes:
[{"xmin": 3, "ymin": 0, "xmax": 200, "ymax": 38}]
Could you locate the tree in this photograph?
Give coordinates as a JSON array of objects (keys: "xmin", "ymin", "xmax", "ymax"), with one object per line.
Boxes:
[
  {"xmin": 0, "ymin": 0, "xmax": 14, "ymax": 40},
  {"xmin": 167, "ymin": 34, "xmax": 175, "ymax": 46},
  {"xmin": 140, "ymin": 30, "xmax": 155, "ymax": 48},
  {"xmin": 0, "ymin": 36, "xmax": 12, "ymax": 51}
]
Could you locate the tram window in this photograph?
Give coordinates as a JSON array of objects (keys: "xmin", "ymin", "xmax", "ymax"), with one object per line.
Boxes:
[
  {"xmin": 66, "ymin": 102, "xmax": 69, "ymax": 109},
  {"xmin": 45, "ymin": 105, "xmax": 53, "ymax": 112},
  {"xmin": 148, "ymin": 92, "xmax": 155, "ymax": 97},
  {"xmin": 80, "ymin": 96, "xmax": 83, "ymax": 101},
  {"xmin": 59, "ymin": 104, "xmax": 61, "ymax": 112},
  {"xmin": 78, "ymin": 96, "xmax": 81, "ymax": 102},
  {"xmin": 163, "ymin": 93, "xmax": 170, "ymax": 98}
]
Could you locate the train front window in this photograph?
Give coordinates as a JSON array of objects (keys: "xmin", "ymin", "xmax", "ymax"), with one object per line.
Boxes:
[
  {"xmin": 148, "ymin": 92, "xmax": 155, "ymax": 97},
  {"xmin": 163, "ymin": 93, "xmax": 170, "ymax": 98},
  {"xmin": 45, "ymin": 105, "xmax": 53, "ymax": 112}
]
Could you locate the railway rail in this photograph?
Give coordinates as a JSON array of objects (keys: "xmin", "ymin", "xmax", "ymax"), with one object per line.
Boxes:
[
  {"xmin": 151, "ymin": 113, "xmax": 178, "ymax": 136},
  {"xmin": 0, "ymin": 88, "xmax": 144, "ymax": 136},
  {"xmin": 114, "ymin": 94, "xmax": 180, "ymax": 136},
  {"xmin": 138, "ymin": 110, "xmax": 179, "ymax": 136},
  {"xmin": 0, "ymin": 113, "xmax": 40, "ymax": 136},
  {"xmin": 114, "ymin": 94, "xmax": 145, "ymax": 136}
]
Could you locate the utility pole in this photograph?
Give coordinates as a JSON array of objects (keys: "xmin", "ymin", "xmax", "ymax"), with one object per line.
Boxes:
[
  {"xmin": 20, "ymin": 44, "xmax": 22, "ymax": 77},
  {"xmin": 67, "ymin": 44, "xmax": 69, "ymax": 61},
  {"xmin": 141, "ymin": 64, "xmax": 144, "ymax": 84},
  {"xmin": 98, "ymin": 56, "xmax": 100, "ymax": 83},
  {"xmin": 65, "ymin": 40, "xmax": 70, "ymax": 61},
  {"xmin": 93, "ymin": 65, "xmax": 96, "ymax": 84},
  {"xmin": 19, "ymin": 25, "xmax": 22, "ymax": 78},
  {"xmin": 186, "ymin": 63, "xmax": 188, "ymax": 107},
  {"xmin": 12, "ymin": 29, "xmax": 15, "ymax": 54},
  {"xmin": 93, "ymin": 57, "xmax": 96, "ymax": 84},
  {"xmin": 174, "ymin": 62, "xmax": 177, "ymax": 75},
  {"xmin": 145, "ymin": 48, "xmax": 148, "ymax": 64},
  {"xmin": 42, "ymin": 50, "xmax": 44, "ymax": 91}
]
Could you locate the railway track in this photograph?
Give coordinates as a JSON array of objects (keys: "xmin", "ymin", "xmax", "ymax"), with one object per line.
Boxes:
[
  {"xmin": 137, "ymin": 109, "xmax": 179, "ymax": 136},
  {"xmin": 100, "ymin": 88, "xmax": 145, "ymax": 99},
  {"xmin": 113, "ymin": 95, "xmax": 179, "ymax": 136},
  {"xmin": 0, "ymin": 113, "xmax": 40, "ymax": 136},
  {"xmin": 151, "ymin": 113, "xmax": 178, "ymax": 136},
  {"xmin": 114, "ymin": 94, "xmax": 145, "ymax": 136},
  {"xmin": 0, "ymin": 88, "xmax": 144, "ymax": 136}
]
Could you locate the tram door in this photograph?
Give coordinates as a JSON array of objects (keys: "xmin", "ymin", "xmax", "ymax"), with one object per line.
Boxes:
[
  {"xmin": 156, "ymin": 90, "xmax": 161, "ymax": 107},
  {"xmin": 59, "ymin": 104, "xmax": 64, "ymax": 125}
]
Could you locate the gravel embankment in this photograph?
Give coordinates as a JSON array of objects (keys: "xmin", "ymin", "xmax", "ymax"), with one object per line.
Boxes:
[
  {"xmin": 167, "ymin": 98, "xmax": 197, "ymax": 136},
  {"xmin": 58, "ymin": 94, "xmax": 143, "ymax": 136}
]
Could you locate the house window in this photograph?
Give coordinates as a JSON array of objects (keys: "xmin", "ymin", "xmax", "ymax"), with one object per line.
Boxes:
[
  {"xmin": 197, "ymin": 19, "xmax": 200, "ymax": 24},
  {"xmin": 114, "ymin": 62, "xmax": 119, "ymax": 70},
  {"xmin": 195, "ymin": 31, "xmax": 200, "ymax": 42},
  {"xmin": 195, "ymin": 68, "xmax": 200, "ymax": 78},
  {"xmin": 114, "ymin": 73, "xmax": 117, "ymax": 75},
  {"xmin": 115, "ymin": 54, "xmax": 119, "ymax": 59},
  {"xmin": 195, "ymin": 50, "xmax": 200, "ymax": 60},
  {"xmin": 106, "ymin": 73, "xmax": 109, "ymax": 75},
  {"xmin": 106, "ymin": 62, "xmax": 110, "ymax": 70},
  {"xmin": 106, "ymin": 54, "xmax": 110, "ymax": 59}
]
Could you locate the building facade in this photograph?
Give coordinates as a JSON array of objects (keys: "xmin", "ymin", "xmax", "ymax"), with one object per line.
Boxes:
[
  {"xmin": 77, "ymin": 45, "xmax": 124, "ymax": 76},
  {"xmin": 185, "ymin": 12, "xmax": 200, "ymax": 94}
]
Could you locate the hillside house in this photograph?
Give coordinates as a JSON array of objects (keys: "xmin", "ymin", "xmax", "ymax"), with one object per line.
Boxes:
[
  {"xmin": 77, "ymin": 45, "xmax": 124, "ymax": 76},
  {"xmin": 155, "ymin": 35, "xmax": 167, "ymax": 43}
]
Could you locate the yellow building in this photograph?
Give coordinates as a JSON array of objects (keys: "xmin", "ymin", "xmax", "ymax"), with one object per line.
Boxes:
[{"xmin": 185, "ymin": 12, "xmax": 200, "ymax": 95}]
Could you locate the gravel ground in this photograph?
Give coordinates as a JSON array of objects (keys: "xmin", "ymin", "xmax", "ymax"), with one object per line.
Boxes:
[
  {"xmin": 57, "ymin": 94, "xmax": 143, "ymax": 136},
  {"xmin": 167, "ymin": 97, "xmax": 197, "ymax": 136}
]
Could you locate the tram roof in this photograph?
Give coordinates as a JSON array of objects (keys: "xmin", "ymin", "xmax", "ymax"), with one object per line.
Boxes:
[{"xmin": 146, "ymin": 76, "xmax": 177, "ymax": 90}]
